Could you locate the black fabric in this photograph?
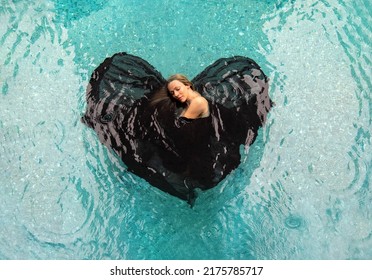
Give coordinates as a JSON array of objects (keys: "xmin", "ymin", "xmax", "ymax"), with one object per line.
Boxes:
[{"xmin": 82, "ymin": 52, "xmax": 272, "ymax": 203}]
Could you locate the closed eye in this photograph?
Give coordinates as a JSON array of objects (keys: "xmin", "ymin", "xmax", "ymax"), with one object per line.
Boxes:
[{"xmin": 169, "ymin": 87, "xmax": 180, "ymax": 95}]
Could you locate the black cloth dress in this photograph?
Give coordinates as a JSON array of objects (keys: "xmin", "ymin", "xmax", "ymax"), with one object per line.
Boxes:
[{"xmin": 81, "ymin": 52, "xmax": 272, "ymax": 203}]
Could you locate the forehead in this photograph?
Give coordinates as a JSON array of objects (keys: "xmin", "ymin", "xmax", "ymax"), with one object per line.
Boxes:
[{"xmin": 167, "ymin": 80, "xmax": 184, "ymax": 90}]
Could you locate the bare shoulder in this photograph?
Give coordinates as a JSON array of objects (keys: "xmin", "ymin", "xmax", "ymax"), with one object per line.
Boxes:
[
  {"xmin": 191, "ymin": 95, "xmax": 208, "ymax": 106},
  {"xmin": 184, "ymin": 95, "xmax": 209, "ymax": 118}
]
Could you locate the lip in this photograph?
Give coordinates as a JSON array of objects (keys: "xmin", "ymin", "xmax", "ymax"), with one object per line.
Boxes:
[
  {"xmin": 175, "ymin": 95, "xmax": 185, "ymax": 102},
  {"xmin": 178, "ymin": 96, "xmax": 186, "ymax": 102}
]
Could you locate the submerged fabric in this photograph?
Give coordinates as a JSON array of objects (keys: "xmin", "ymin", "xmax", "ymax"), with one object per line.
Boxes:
[{"xmin": 82, "ymin": 52, "xmax": 272, "ymax": 203}]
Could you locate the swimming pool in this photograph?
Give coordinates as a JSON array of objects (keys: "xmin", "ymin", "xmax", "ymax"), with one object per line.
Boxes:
[{"xmin": 0, "ymin": 0, "xmax": 371, "ymax": 259}]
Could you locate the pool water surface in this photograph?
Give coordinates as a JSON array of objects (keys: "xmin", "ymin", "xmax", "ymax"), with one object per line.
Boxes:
[{"xmin": 0, "ymin": 0, "xmax": 371, "ymax": 259}]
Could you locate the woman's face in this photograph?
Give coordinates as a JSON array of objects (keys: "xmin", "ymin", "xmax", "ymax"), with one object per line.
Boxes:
[{"xmin": 168, "ymin": 80, "xmax": 190, "ymax": 103}]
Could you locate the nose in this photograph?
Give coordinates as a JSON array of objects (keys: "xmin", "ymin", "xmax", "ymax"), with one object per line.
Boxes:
[{"xmin": 171, "ymin": 90, "xmax": 180, "ymax": 98}]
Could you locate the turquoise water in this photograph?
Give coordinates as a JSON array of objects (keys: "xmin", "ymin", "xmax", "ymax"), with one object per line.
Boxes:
[{"xmin": 0, "ymin": 0, "xmax": 371, "ymax": 259}]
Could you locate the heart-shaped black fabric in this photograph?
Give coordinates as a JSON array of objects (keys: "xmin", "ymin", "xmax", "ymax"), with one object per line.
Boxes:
[{"xmin": 82, "ymin": 52, "xmax": 272, "ymax": 204}]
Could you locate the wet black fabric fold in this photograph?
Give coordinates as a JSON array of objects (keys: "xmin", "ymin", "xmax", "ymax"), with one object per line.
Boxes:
[{"xmin": 82, "ymin": 52, "xmax": 272, "ymax": 203}]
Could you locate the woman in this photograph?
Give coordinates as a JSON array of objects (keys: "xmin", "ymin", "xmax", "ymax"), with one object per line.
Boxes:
[
  {"xmin": 149, "ymin": 74, "xmax": 217, "ymax": 198},
  {"xmin": 150, "ymin": 74, "xmax": 210, "ymax": 119},
  {"xmin": 167, "ymin": 74, "xmax": 210, "ymax": 119}
]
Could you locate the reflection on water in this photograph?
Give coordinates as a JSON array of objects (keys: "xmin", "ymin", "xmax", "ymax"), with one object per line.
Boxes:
[{"xmin": 0, "ymin": 0, "xmax": 371, "ymax": 259}]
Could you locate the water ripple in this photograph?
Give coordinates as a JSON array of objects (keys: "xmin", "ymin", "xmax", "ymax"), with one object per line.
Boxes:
[{"xmin": 1, "ymin": 0, "xmax": 371, "ymax": 260}]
